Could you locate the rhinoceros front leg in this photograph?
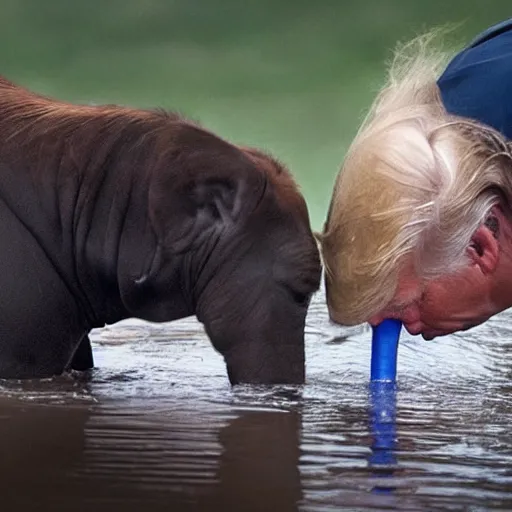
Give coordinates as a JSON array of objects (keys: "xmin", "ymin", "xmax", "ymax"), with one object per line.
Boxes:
[{"xmin": 68, "ymin": 335, "xmax": 94, "ymax": 371}]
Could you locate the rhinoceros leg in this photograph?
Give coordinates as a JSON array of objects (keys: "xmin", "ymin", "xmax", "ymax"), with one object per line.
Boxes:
[
  {"xmin": 0, "ymin": 198, "xmax": 88, "ymax": 378},
  {"xmin": 69, "ymin": 335, "xmax": 94, "ymax": 371}
]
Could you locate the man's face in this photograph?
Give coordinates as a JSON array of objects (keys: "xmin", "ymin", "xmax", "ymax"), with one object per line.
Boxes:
[{"xmin": 368, "ymin": 258, "xmax": 496, "ymax": 340}]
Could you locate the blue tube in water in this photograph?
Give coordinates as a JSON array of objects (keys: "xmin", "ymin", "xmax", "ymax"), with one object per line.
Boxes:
[
  {"xmin": 368, "ymin": 380, "xmax": 398, "ymax": 494},
  {"xmin": 370, "ymin": 319, "xmax": 402, "ymax": 382}
]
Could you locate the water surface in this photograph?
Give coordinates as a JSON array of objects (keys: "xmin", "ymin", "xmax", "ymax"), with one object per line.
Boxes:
[{"xmin": 1, "ymin": 289, "xmax": 511, "ymax": 511}]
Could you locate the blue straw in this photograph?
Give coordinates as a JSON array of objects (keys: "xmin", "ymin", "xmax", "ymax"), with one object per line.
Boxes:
[{"xmin": 370, "ymin": 319, "xmax": 402, "ymax": 382}]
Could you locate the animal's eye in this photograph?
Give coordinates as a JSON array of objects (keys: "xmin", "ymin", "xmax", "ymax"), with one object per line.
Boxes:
[{"xmin": 290, "ymin": 290, "xmax": 311, "ymax": 307}]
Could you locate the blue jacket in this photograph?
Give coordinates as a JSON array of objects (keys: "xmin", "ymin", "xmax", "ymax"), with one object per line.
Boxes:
[{"xmin": 438, "ymin": 19, "xmax": 512, "ymax": 139}]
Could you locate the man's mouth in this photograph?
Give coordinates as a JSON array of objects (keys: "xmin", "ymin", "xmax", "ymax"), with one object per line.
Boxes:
[
  {"xmin": 405, "ymin": 323, "xmax": 463, "ymax": 340},
  {"xmin": 421, "ymin": 328, "xmax": 457, "ymax": 340}
]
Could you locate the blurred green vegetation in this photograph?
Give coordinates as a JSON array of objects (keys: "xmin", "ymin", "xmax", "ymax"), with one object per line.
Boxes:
[{"xmin": 0, "ymin": 0, "xmax": 510, "ymax": 228}]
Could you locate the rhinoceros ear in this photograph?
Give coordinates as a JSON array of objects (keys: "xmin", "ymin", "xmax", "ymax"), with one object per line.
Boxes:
[
  {"xmin": 151, "ymin": 176, "xmax": 240, "ymax": 254},
  {"xmin": 186, "ymin": 177, "xmax": 241, "ymax": 230},
  {"xmin": 148, "ymin": 148, "xmax": 266, "ymax": 254}
]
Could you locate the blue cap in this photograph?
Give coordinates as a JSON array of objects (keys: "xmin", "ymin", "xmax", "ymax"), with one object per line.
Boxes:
[
  {"xmin": 370, "ymin": 319, "xmax": 402, "ymax": 382},
  {"xmin": 438, "ymin": 18, "xmax": 512, "ymax": 138}
]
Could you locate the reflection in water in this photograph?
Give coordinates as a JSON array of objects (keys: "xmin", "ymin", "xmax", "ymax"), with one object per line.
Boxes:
[
  {"xmin": 204, "ymin": 410, "xmax": 302, "ymax": 512},
  {"xmin": 84, "ymin": 406, "xmax": 302, "ymax": 512},
  {"xmin": 0, "ymin": 400, "xmax": 91, "ymax": 511},
  {"xmin": 0, "ymin": 288, "xmax": 511, "ymax": 511},
  {"xmin": 368, "ymin": 382, "xmax": 398, "ymax": 495},
  {"xmin": 0, "ymin": 399, "xmax": 302, "ymax": 512}
]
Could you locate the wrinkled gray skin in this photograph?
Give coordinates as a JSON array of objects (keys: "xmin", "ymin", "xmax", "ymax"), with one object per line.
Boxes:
[{"xmin": 0, "ymin": 79, "xmax": 321, "ymax": 384}]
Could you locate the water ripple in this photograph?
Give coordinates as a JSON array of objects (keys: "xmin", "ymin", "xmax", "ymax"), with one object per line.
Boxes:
[{"xmin": 0, "ymin": 288, "xmax": 511, "ymax": 510}]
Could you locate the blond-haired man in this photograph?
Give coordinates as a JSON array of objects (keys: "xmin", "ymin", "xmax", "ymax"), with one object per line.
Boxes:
[{"xmin": 321, "ymin": 19, "xmax": 512, "ymax": 339}]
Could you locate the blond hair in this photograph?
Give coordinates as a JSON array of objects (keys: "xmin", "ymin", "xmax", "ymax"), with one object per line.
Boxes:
[{"xmin": 321, "ymin": 31, "xmax": 512, "ymax": 325}]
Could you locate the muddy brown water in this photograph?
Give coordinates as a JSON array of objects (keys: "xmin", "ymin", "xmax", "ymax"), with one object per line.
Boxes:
[{"xmin": 0, "ymin": 288, "xmax": 511, "ymax": 512}]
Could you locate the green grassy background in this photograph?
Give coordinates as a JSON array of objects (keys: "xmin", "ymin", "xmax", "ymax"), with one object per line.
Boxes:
[{"xmin": 0, "ymin": 0, "xmax": 510, "ymax": 229}]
